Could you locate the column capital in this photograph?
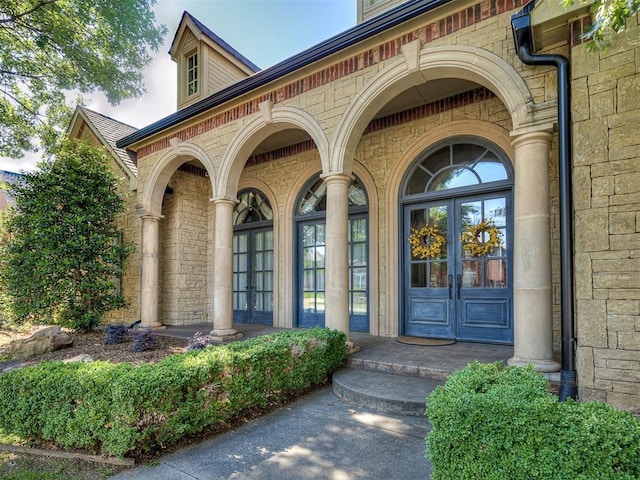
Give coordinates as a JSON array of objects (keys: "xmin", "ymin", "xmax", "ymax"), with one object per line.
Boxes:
[
  {"xmin": 320, "ymin": 171, "xmax": 353, "ymax": 186},
  {"xmin": 510, "ymin": 124, "xmax": 554, "ymax": 148},
  {"xmin": 135, "ymin": 204, "xmax": 163, "ymax": 220},
  {"xmin": 210, "ymin": 196, "xmax": 238, "ymax": 207}
]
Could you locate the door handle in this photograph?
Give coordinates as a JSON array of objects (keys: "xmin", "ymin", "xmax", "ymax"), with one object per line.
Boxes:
[
  {"xmin": 448, "ymin": 274, "xmax": 453, "ymax": 299},
  {"xmin": 456, "ymin": 274, "xmax": 462, "ymax": 299}
]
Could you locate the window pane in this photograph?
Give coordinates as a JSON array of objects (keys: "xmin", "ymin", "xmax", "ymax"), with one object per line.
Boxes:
[{"xmin": 430, "ymin": 167, "xmax": 478, "ymax": 191}]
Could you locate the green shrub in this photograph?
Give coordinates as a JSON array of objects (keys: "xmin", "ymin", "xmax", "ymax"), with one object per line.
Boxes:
[
  {"xmin": 0, "ymin": 328, "xmax": 346, "ymax": 457},
  {"xmin": 426, "ymin": 361, "xmax": 640, "ymax": 480}
]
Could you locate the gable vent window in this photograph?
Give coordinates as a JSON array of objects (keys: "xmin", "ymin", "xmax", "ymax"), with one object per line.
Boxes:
[{"xmin": 187, "ymin": 52, "xmax": 198, "ymax": 96}]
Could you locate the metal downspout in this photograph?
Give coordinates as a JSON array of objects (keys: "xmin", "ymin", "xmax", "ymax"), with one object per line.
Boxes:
[{"xmin": 511, "ymin": 2, "xmax": 577, "ymax": 401}]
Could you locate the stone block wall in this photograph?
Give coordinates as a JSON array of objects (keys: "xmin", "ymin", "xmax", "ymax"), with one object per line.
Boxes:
[
  {"xmin": 159, "ymin": 170, "xmax": 212, "ymax": 325},
  {"xmin": 572, "ymin": 17, "xmax": 640, "ymax": 411}
]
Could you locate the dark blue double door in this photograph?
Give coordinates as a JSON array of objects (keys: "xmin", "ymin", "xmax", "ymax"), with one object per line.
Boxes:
[
  {"xmin": 403, "ymin": 191, "xmax": 513, "ymax": 343},
  {"xmin": 232, "ymin": 228, "xmax": 273, "ymax": 324}
]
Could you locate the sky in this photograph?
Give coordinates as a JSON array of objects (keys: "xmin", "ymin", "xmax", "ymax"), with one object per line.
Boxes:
[{"xmin": 0, "ymin": 0, "xmax": 356, "ymax": 173}]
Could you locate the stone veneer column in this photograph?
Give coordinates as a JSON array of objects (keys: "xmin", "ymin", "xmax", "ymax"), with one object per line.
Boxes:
[
  {"xmin": 139, "ymin": 215, "xmax": 165, "ymax": 330},
  {"xmin": 210, "ymin": 197, "xmax": 243, "ymax": 342},
  {"xmin": 323, "ymin": 173, "xmax": 358, "ymax": 352},
  {"xmin": 508, "ymin": 130, "xmax": 560, "ymax": 372}
]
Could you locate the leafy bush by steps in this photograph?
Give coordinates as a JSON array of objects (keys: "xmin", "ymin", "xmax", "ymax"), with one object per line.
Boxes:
[
  {"xmin": 426, "ymin": 361, "xmax": 640, "ymax": 480},
  {"xmin": 0, "ymin": 328, "xmax": 346, "ymax": 458}
]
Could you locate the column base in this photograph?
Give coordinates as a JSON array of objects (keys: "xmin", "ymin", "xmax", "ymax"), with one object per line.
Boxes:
[
  {"xmin": 208, "ymin": 330, "xmax": 243, "ymax": 343},
  {"xmin": 507, "ymin": 355, "xmax": 560, "ymax": 373},
  {"xmin": 137, "ymin": 323, "xmax": 167, "ymax": 331}
]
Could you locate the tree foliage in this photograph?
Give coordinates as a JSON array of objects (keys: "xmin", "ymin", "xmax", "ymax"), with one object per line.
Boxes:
[
  {"xmin": 563, "ymin": 0, "xmax": 640, "ymax": 49},
  {"xmin": 0, "ymin": 139, "xmax": 134, "ymax": 331},
  {"xmin": 0, "ymin": 0, "xmax": 166, "ymax": 157}
]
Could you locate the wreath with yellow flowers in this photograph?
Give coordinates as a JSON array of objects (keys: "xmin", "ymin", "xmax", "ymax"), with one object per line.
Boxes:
[
  {"xmin": 408, "ymin": 224, "xmax": 446, "ymax": 260},
  {"xmin": 461, "ymin": 220, "xmax": 502, "ymax": 257}
]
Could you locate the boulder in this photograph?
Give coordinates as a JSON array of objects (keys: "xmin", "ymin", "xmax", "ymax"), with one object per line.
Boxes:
[{"xmin": 9, "ymin": 326, "xmax": 73, "ymax": 359}]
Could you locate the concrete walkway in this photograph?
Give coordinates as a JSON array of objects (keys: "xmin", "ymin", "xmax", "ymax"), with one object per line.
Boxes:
[
  {"xmin": 110, "ymin": 386, "xmax": 432, "ymax": 480},
  {"xmin": 110, "ymin": 323, "xmax": 512, "ymax": 479}
]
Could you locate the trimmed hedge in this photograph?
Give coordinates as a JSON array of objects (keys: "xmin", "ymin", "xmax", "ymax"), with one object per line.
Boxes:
[
  {"xmin": 426, "ymin": 361, "xmax": 640, "ymax": 480},
  {"xmin": 0, "ymin": 327, "xmax": 346, "ymax": 457}
]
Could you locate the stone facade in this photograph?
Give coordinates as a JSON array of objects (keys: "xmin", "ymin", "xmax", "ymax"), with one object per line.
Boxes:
[
  {"xmin": 69, "ymin": 0, "xmax": 640, "ymax": 410},
  {"xmin": 572, "ymin": 18, "xmax": 640, "ymax": 410}
]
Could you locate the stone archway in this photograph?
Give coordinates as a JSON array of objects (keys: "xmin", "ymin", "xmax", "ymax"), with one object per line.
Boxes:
[
  {"xmin": 210, "ymin": 103, "xmax": 330, "ymax": 340},
  {"xmin": 217, "ymin": 101, "xmax": 330, "ymax": 200},
  {"xmin": 330, "ymin": 42, "xmax": 535, "ymax": 175},
  {"xmin": 137, "ymin": 139, "xmax": 217, "ymax": 330},
  {"xmin": 140, "ymin": 138, "xmax": 217, "ymax": 217},
  {"xmin": 331, "ymin": 43, "xmax": 559, "ymax": 372}
]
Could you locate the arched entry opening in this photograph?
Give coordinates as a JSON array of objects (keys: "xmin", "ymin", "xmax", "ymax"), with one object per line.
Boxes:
[
  {"xmin": 294, "ymin": 173, "xmax": 369, "ymax": 332},
  {"xmin": 400, "ymin": 138, "xmax": 513, "ymax": 343},
  {"xmin": 232, "ymin": 188, "xmax": 274, "ymax": 324}
]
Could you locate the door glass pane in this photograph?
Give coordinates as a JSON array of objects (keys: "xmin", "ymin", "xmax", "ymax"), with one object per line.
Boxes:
[
  {"xmin": 461, "ymin": 259, "xmax": 481, "ymax": 288},
  {"xmin": 316, "ymin": 269, "xmax": 325, "ymax": 290},
  {"xmin": 303, "ymin": 247, "xmax": 315, "ymax": 268},
  {"xmin": 461, "ymin": 200, "xmax": 482, "ymax": 228},
  {"xmin": 411, "ymin": 263, "xmax": 427, "ymax": 288},
  {"xmin": 302, "ymin": 225, "xmax": 315, "ymax": 246},
  {"xmin": 303, "ymin": 270, "xmax": 315, "ymax": 291},
  {"xmin": 485, "ymin": 197, "xmax": 506, "ymax": 227},
  {"xmin": 254, "ymin": 252, "xmax": 263, "ymax": 271},
  {"xmin": 254, "ymin": 231, "xmax": 263, "ymax": 250},
  {"xmin": 264, "ymin": 251, "xmax": 274, "ymax": 270},
  {"xmin": 352, "ymin": 267, "xmax": 367, "ymax": 290},
  {"xmin": 485, "ymin": 259, "xmax": 507, "ymax": 287},
  {"xmin": 430, "ymin": 262, "xmax": 448, "ymax": 287},
  {"xmin": 316, "ymin": 292, "xmax": 325, "ymax": 312},
  {"xmin": 264, "ymin": 230, "xmax": 273, "ymax": 250},
  {"xmin": 352, "ymin": 293, "xmax": 367, "ymax": 315}
]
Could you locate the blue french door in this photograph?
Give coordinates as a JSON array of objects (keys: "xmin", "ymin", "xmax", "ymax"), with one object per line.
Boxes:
[
  {"xmin": 403, "ymin": 191, "xmax": 513, "ymax": 343},
  {"xmin": 232, "ymin": 228, "xmax": 274, "ymax": 324},
  {"xmin": 297, "ymin": 216, "xmax": 368, "ymax": 332}
]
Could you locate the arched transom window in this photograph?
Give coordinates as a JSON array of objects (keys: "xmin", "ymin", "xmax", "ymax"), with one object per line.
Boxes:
[{"xmin": 404, "ymin": 142, "xmax": 511, "ymax": 197}]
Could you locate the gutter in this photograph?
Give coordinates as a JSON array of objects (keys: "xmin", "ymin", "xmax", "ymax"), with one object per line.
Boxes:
[
  {"xmin": 116, "ymin": 0, "xmax": 452, "ymax": 149},
  {"xmin": 511, "ymin": 1, "xmax": 577, "ymax": 401}
]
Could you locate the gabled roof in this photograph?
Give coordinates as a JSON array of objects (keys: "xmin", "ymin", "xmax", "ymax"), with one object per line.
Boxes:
[
  {"xmin": 169, "ymin": 11, "xmax": 260, "ymax": 73},
  {"xmin": 69, "ymin": 107, "xmax": 139, "ymax": 189},
  {"xmin": 117, "ymin": 0, "xmax": 452, "ymax": 149}
]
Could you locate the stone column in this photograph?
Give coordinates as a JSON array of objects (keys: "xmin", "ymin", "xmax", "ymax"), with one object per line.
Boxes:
[
  {"xmin": 139, "ymin": 215, "xmax": 165, "ymax": 330},
  {"xmin": 508, "ymin": 130, "xmax": 560, "ymax": 373},
  {"xmin": 210, "ymin": 197, "xmax": 243, "ymax": 342},
  {"xmin": 323, "ymin": 173, "xmax": 358, "ymax": 352}
]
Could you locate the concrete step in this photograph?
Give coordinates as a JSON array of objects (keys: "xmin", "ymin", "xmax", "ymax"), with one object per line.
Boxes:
[
  {"xmin": 344, "ymin": 355, "xmax": 454, "ymax": 381},
  {"xmin": 332, "ymin": 368, "xmax": 444, "ymax": 417}
]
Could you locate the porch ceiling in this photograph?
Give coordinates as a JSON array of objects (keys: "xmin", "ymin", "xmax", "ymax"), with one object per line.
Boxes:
[{"xmin": 249, "ymin": 78, "xmax": 480, "ymax": 156}]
